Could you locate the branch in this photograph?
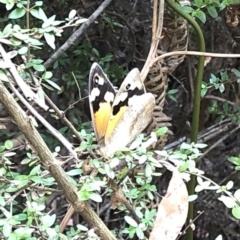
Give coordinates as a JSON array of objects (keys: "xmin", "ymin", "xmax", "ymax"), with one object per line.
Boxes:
[
  {"xmin": 0, "ymin": 80, "xmax": 117, "ymax": 240},
  {"xmin": 153, "ymin": 51, "xmax": 240, "ymax": 65},
  {"xmin": 44, "ymin": 0, "xmax": 113, "ymax": 69},
  {"xmin": 0, "ymin": 45, "xmax": 49, "ymax": 111},
  {"xmin": 8, "ymin": 82, "xmax": 79, "ymax": 161}
]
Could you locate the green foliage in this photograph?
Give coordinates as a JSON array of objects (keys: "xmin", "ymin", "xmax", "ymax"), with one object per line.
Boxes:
[
  {"xmin": 167, "ymin": 88, "xmax": 179, "ymax": 102},
  {"xmin": 178, "ymin": 0, "xmax": 238, "ymax": 23},
  {"xmin": 208, "ymin": 100, "xmax": 240, "ymax": 123},
  {"xmin": 201, "ymin": 70, "xmax": 240, "ymax": 123},
  {"xmin": 228, "ymin": 155, "xmax": 240, "ymax": 170},
  {"xmin": 1, "ymin": 0, "xmax": 239, "ymax": 239}
]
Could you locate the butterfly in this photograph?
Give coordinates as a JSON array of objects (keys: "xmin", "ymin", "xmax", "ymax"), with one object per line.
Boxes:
[{"xmin": 89, "ymin": 62, "xmax": 155, "ymax": 157}]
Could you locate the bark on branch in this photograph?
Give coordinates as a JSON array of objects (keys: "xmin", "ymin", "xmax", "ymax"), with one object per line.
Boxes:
[{"xmin": 0, "ymin": 80, "xmax": 116, "ymax": 240}]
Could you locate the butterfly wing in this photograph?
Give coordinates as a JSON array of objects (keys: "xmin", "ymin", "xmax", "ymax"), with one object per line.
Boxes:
[
  {"xmin": 89, "ymin": 62, "xmax": 116, "ymax": 143},
  {"xmin": 104, "ymin": 68, "xmax": 148, "ymax": 145},
  {"xmin": 101, "ymin": 92, "xmax": 155, "ymax": 157}
]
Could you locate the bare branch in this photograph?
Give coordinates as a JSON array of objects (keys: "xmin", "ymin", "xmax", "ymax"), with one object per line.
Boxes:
[
  {"xmin": 8, "ymin": 82, "xmax": 79, "ymax": 161},
  {"xmin": 44, "ymin": 0, "xmax": 113, "ymax": 69},
  {"xmin": 0, "ymin": 80, "xmax": 117, "ymax": 240}
]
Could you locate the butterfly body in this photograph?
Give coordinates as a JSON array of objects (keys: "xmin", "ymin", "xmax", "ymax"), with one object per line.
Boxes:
[{"xmin": 89, "ymin": 63, "xmax": 155, "ymax": 157}]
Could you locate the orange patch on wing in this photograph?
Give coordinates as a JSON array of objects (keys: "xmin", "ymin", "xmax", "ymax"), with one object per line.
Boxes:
[
  {"xmin": 105, "ymin": 106, "xmax": 128, "ymax": 144},
  {"xmin": 94, "ymin": 102, "xmax": 112, "ymax": 141}
]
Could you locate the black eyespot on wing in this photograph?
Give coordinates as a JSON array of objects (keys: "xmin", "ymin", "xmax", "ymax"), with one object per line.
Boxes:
[
  {"xmin": 94, "ymin": 75, "xmax": 99, "ymax": 85},
  {"xmin": 126, "ymin": 83, "xmax": 131, "ymax": 90}
]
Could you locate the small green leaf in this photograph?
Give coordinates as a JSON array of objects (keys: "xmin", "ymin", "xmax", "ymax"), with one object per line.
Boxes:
[
  {"xmin": 136, "ymin": 227, "xmax": 144, "ymax": 239},
  {"xmin": 42, "ymin": 71, "xmax": 53, "ymax": 79},
  {"xmin": 4, "ymin": 140, "xmax": 13, "ymax": 150},
  {"xmin": 35, "ymin": 1, "xmax": 43, "ymax": 6},
  {"xmin": 228, "ymin": 156, "xmax": 240, "ymax": 166},
  {"xmin": 89, "ymin": 193, "xmax": 102, "ymax": 202},
  {"xmin": 226, "ymin": 181, "xmax": 234, "ymax": 190},
  {"xmin": 18, "ymin": 46, "xmax": 28, "ymax": 55},
  {"xmin": 0, "ymin": 196, "xmax": 6, "ymax": 206},
  {"xmin": 145, "ymin": 163, "xmax": 152, "ymax": 177},
  {"xmin": 32, "ymin": 59, "xmax": 43, "ymax": 64},
  {"xmin": 207, "ymin": 6, "xmax": 218, "ymax": 18},
  {"xmin": 30, "ymin": 176, "xmax": 43, "ymax": 183},
  {"xmin": 44, "ymin": 32, "xmax": 55, "ymax": 49},
  {"xmin": 33, "ymin": 64, "xmax": 45, "ymax": 72},
  {"xmin": 29, "ymin": 165, "xmax": 41, "ymax": 176},
  {"xmin": 195, "ymin": 185, "xmax": 203, "ymax": 192},
  {"xmin": 0, "ymin": 145, "xmax": 5, "ymax": 152},
  {"xmin": 44, "ymin": 79, "xmax": 61, "ymax": 90},
  {"xmin": 219, "ymin": 84, "xmax": 225, "ymax": 93},
  {"xmin": 0, "ymin": 38, "xmax": 12, "ymax": 45},
  {"xmin": 8, "ymin": 8, "xmax": 26, "ymax": 19},
  {"xmin": 30, "ymin": 9, "xmax": 41, "ymax": 19},
  {"xmin": 66, "ymin": 169, "xmax": 82, "ymax": 176},
  {"xmin": 42, "ymin": 214, "xmax": 56, "ymax": 227},
  {"xmin": 38, "ymin": 8, "xmax": 47, "ymax": 21},
  {"xmin": 194, "ymin": 143, "xmax": 207, "ymax": 148},
  {"xmin": 68, "ymin": 9, "xmax": 76, "ymax": 19},
  {"xmin": 194, "ymin": 0, "xmax": 203, "ymax": 8},
  {"xmin": 13, "ymin": 214, "xmax": 27, "ymax": 221},
  {"xmin": 101, "ymin": 54, "xmax": 113, "ymax": 62},
  {"xmin": 42, "ymin": 82, "xmax": 54, "ymax": 91},
  {"xmin": 218, "ymin": 195, "xmax": 235, "ymax": 208},
  {"xmin": 3, "ymin": 152, "xmax": 16, "ymax": 157},
  {"xmin": 178, "ymin": 6, "xmax": 193, "ymax": 14},
  {"xmin": 3, "ymin": 24, "xmax": 12, "ymax": 36},
  {"xmin": 3, "ymin": 221, "xmax": 11, "ymax": 237},
  {"xmin": 124, "ymin": 216, "xmax": 138, "ymax": 227},
  {"xmin": 16, "ymin": 3, "xmax": 23, "ymax": 8},
  {"xmin": 0, "ymin": 70, "xmax": 9, "ymax": 82},
  {"xmin": 92, "ymin": 48, "xmax": 99, "ymax": 57},
  {"xmin": 155, "ymin": 127, "xmax": 168, "ymax": 136},
  {"xmin": 12, "ymin": 32, "xmax": 27, "ymax": 41},
  {"xmin": 234, "ymin": 189, "xmax": 240, "ymax": 199},
  {"xmin": 6, "ymin": 3, "xmax": 14, "ymax": 10},
  {"xmin": 188, "ymin": 194, "xmax": 198, "ymax": 202},
  {"xmin": 232, "ymin": 206, "xmax": 240, "ymax": 219},
  {"xmin": 78, "ymin": 190, "xmax": 90, "ymax": 201},
  {"xmin": 232, "ymin": 68, "xmax": 240, "ymax": 77},
  {"xmin": 195, "ymin": 10, "xmax": 206, "ymax": 23}
]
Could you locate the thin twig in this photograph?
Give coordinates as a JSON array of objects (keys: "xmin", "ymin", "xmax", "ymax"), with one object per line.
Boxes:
[
  {"xmin": 153, "ymin": 51, "xmax": 240, "ymax": 66},
  {"xmin": 0, "ymin": 45, "xmax": 48, "ymax": 111},
  {"xmin": 204, "ymin": 95, "xmax": 236, "ymax": 106},
  {"xmin": 44, "ymin": 94, "xmax": 83, "ymax": 142},
  {"xmin": 43, "ymin": 0, "xmax": 113, "ymax": 69},
  {"xmin": 8, "ymin": 82, "xmax": 79, "ymax": 161}
]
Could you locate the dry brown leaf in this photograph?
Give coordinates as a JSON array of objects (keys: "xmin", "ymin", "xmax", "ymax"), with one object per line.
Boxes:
[{"xmin": 149, "ymin": 169, "xmax": 188, "ymax": 240}]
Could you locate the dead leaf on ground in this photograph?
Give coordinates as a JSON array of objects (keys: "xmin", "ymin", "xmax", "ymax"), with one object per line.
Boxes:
[{"xmin": 149, "ymin": 169, "xmax": 189, "ymax": 240}]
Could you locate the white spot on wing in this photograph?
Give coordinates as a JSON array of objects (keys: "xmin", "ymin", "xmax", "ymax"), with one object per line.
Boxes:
[
  {"xmin": 98, "ymin": 76, "xmax": 104, "ymax": 85},
  {"xmin": 104, "ymin": 91, "xmax": 114, "ymax": 103},
  {"xmin": 90, "ymin": 88, "xmax": 100, "ymax": 101},
  {"xmin": 128, "ymin": 94, "xmax": 145, "ymax": 105},
  {"xmin": 114, "ymin": 92, "xmax": 128, "ymax": 105}
]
